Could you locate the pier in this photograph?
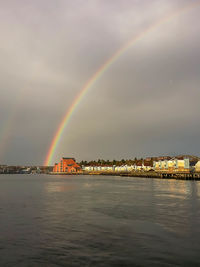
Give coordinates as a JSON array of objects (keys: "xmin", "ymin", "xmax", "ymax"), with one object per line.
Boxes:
[
  {"xmin": 49, "ymin": 170, "xmax": 200, "ymax": 181},
  {"xmin": 121, "ymin": 171, "xmax": 200, "ymax": 180},
  {"xmin": 83, "ymin": 171, "xmax": 200, "ymax": 180}
]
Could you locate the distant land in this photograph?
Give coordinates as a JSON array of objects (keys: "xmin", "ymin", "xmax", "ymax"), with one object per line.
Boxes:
[{"xmin": 1, "ymin": 155, "xmax": 199, "ymax": 175}]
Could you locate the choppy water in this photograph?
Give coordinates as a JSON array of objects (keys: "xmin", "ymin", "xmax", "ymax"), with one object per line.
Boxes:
[{"xmin": 0, "ymin": 175, "xmax": 200, "ymax": 266}]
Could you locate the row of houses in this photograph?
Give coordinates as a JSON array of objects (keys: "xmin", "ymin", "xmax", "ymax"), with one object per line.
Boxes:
[
  {"xmin": 83, "ymin": 162, "xmax": 153, "ymax": 172},
  {"xmin": 52, "ymin": 157, "xmax": 200, "ymax": 174},
  {"xmin": 153, "ymin": 158, "xmax": 200, "ymax": 173},
  {"xmin": 84, "ymin": 159, "xmax": 200, "ymax": 173}
]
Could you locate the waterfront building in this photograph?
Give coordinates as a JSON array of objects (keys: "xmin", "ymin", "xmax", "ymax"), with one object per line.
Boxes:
[
  {"xmin": 142, "ymin": 162, "xmax": 153, "ymax": 171},
  {"xmin": 53, "ymin": 163, "xmax": 58, "ymax": 172},
  {"xmin": 83, "ymin": 165, "xmax": 114, "ymax": 172},
  {"xmin": 135, "ymin": 163, "xmax": 142, "ymax": 171},
  {"xmin": 153, "ymin": 158, "xmax": 190, "ymax": 173},
  {"xmin": 53, "ymin": 158, "xmax": 81, "ymax": 173},
  {"xmin": 195, "ymin": 161, "xmax": 200, "ymax": 172}
]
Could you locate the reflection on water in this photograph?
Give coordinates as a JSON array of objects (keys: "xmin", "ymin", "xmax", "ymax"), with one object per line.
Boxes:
[
  {"xmin": 45, "ymin": 182, "xmax": 76, "ymax": 193},
  {"xmin": 0, "ymin": 175, "xmax": 200, "ymax": 266},
  {"xmin": 153, "ymin": 179, "xmax": 193, "ymax": 197}
]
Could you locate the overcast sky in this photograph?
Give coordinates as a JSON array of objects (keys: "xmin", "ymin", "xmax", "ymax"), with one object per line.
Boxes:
[{"xmin": 0, "ymin": 0, "xmax": 200, "ymax": 165}]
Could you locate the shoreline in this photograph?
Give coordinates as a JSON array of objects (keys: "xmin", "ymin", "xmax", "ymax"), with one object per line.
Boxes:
[{"xmin": 49, "ymin": 171, "xmax": 200, "ymax": 181}]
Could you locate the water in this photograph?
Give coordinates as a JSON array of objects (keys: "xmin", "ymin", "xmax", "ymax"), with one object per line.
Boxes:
[{"xmin": 0, "ymin": 175, "xmax": 200, "ymax": 266}]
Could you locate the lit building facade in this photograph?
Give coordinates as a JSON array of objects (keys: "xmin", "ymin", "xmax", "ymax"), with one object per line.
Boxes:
[
  {"xmin": 153, "ymin": 158, "xmax": 190, "ymax": 173},
  {"xmin": 53, "ymin": 158, "xmax": 82, "ymax": 173}
]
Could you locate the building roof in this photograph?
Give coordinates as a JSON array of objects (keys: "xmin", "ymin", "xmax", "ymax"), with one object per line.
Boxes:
[
  {"xmin": 62, "ymin": 157, "xmax": 75, "ymax": 160},
  {"xmin": 143, "ymin": 162, "xmax": 153, "ymax": 167}
]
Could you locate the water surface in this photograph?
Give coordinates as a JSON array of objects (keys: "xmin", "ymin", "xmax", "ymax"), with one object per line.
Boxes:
[{"xmin": 0, "ymin": 175, "xmax": 200, "ymax": 266}]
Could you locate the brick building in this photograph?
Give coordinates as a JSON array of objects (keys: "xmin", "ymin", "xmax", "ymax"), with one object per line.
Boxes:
[{"xmin": 53, "ymin": 158, "xmax": 82, "ymax": 173}]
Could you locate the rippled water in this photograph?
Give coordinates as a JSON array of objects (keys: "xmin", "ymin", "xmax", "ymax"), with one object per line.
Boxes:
[{"xmin": 0, "ymin": 175, "xmax": 200, "ymax": 266}]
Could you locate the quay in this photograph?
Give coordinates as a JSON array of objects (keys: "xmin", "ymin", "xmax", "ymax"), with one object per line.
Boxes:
[
  {"xmin": 49, "ymin": 172, "xmax": 83, "ymax": 175},
  {"xmin": 121, "ymin": 171, "xmax": 200, "ymax": 180},
  {"xmin": 96, "ymin": 171, "xmax": 200, "ymax": 180},
  {"xmin": 50, "ymin": 170, "xmax": 200, "ymax": 180}
]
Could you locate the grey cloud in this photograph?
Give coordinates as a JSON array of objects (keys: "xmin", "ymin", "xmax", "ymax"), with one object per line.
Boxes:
[{"xmin": 0, "ymin": 0, "xmax": 199, "ymax": 164}]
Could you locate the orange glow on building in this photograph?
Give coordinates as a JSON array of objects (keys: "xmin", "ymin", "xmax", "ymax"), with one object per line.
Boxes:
[{"xmin": 53, "ymin": 158, "xmax": 82, "ymax": 173}]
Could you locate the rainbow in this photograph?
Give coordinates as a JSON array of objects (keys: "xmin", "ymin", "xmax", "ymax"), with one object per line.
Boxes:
[{"xmin": 44, "ymin": 1, "xmax": 200, "ymax": 166}]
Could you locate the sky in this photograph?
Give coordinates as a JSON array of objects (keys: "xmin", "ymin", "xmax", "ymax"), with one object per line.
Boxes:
[{"xmin": 0, "ymin": 0, "xmax": 200, "ymax": 165}]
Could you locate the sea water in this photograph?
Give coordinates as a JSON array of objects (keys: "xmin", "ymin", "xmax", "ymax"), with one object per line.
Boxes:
[{"xmin": 0, "ymin": 175, "xmax": 200, "ymax": 266}]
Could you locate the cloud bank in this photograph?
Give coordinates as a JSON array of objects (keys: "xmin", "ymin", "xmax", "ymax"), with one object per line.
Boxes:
[{"xmin": 0, "ymin": 0, "xmax": 200, "ymax": 164}]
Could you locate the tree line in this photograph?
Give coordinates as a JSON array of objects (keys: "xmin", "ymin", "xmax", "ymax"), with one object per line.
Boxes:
[{"xmin": 79, "ymin": 158, "xmax": 154, "ymax": 166}]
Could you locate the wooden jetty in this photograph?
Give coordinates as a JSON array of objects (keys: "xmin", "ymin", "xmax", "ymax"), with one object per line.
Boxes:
[
  {"xmin": 49, "ymin": 170, "xmax": 200, "ymax": 180},
  {"xmin": 121, "ymin": 171, "xmax": 200, "ymax": 180}
]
